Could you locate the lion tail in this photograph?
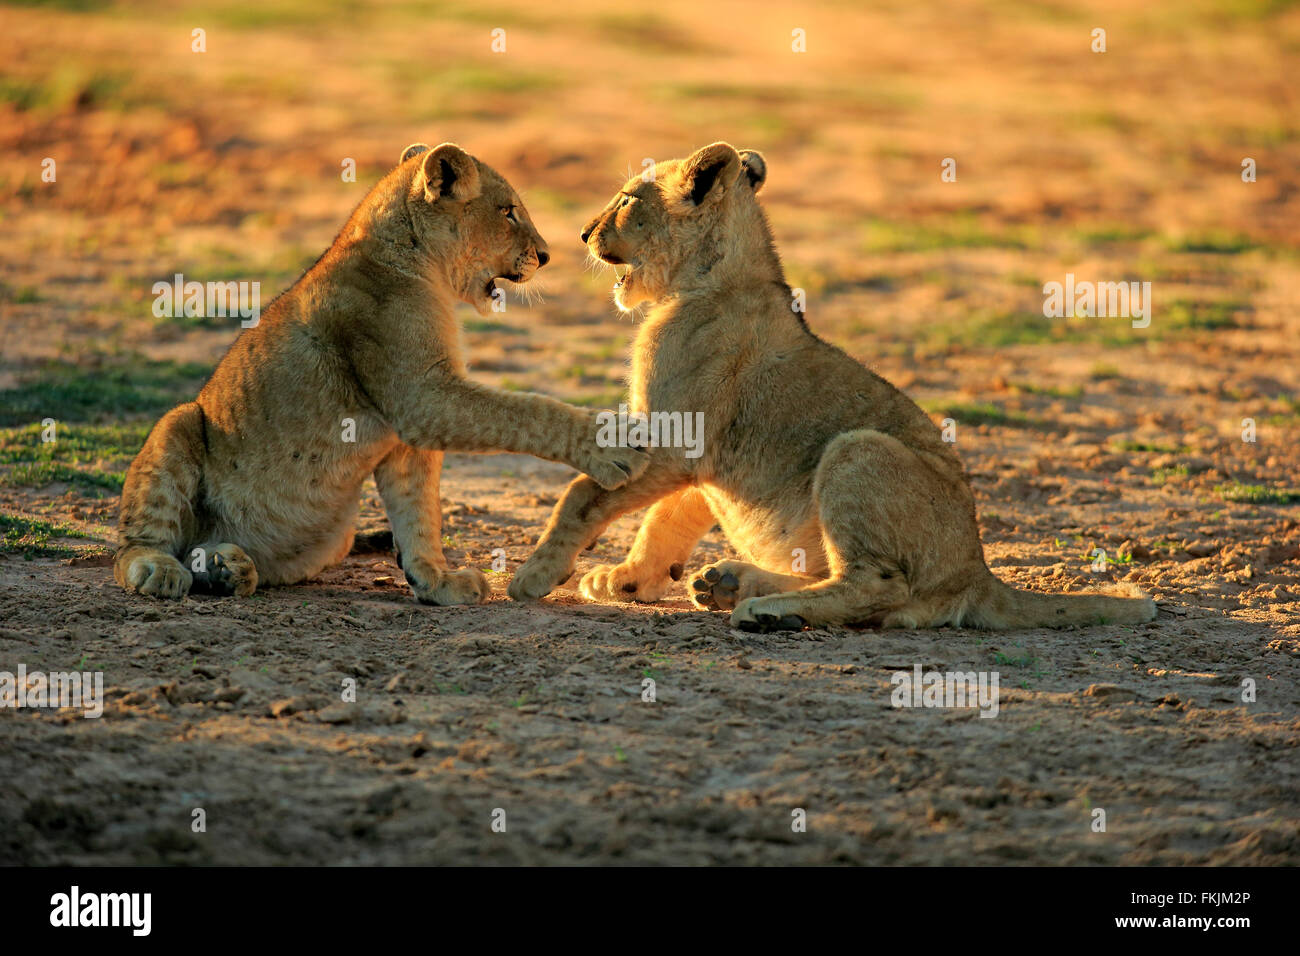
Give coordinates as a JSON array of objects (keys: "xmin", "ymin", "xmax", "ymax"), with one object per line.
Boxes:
[{"xmin": 962, "ymin": 574, "xmax": 1156, "ymax": 629}]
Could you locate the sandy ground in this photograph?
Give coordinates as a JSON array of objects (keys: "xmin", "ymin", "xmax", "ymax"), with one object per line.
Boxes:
[{"xmin": 1, "ymin": 0, "xmax": 1298, "ymax": 864}]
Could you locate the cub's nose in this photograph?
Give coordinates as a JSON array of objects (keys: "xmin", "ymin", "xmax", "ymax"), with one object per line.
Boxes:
[
  {"xmin": 579, "ymin": 226, "xmax": 593, "ymax": 243},
  {"xmin": 536, "ymin": 250, "xmax": 550, "ymax": 267}
]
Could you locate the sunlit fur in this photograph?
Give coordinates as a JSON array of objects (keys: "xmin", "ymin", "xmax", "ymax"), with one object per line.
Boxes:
[
  {"xmin": 115, "ymin": 143, "xmax": 647, "ymax": 602},
  {"xmin": 509, "ymin": 142, "xmax": 1155, "ymax": 630}
]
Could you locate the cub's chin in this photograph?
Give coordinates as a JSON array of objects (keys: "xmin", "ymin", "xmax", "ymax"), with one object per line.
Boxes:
[
  {"xmin": 612, "ymin": 269, "xmax": 646, "ymax": 313},
  {"xmin": 469, "ymin": 273, "xmax": 503, "ymax": 316}
]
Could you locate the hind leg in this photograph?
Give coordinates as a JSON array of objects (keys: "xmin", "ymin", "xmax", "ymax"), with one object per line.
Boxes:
[
  {"xmin": 729, "ymin": 430, "xmax": 945, "ymax": 631},
  {"xmin": 114, "ymin": 403, "xmax": 206, "ymax": 600},
  {"xmin": 376, "ymin": 444, "xmax": 490, "ymax": 606}
]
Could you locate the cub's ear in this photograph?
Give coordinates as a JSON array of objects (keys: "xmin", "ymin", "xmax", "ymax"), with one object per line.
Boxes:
[
  {"xmin": 419, "ymin": 143, "xmax": 481, "ymax": 202},
  {"xmin": 674, "ymin": 142, "xmax": 742, "ymax": 208},
  {"xmin": 399, "ymin": 143, "xmax": 430, "ymax": 164},
  {"xmin": 738, "ymin": 149, "xmax": 767, "ymax": 193}
]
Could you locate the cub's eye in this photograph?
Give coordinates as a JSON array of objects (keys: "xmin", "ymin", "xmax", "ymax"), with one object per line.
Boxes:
[
  {"xmin": 502, "ymin": 206, "xmax": 519, "ymax": 222},
  {"xmin": 619, "ymin": 195, "xmax": 632, "ymax": 209}
]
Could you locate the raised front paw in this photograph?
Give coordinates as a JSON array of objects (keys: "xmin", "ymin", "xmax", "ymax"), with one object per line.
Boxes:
[
  {"xmin": 579, "ymin": 414, "xmax": 649, "ymax": 490},
  {"xmin": 580, "ymin": 561, "xmax": 684, "ymax": 603},
  {"xmin": 404, "ymin": 560, "xmax": 491, "ymax": 606}
]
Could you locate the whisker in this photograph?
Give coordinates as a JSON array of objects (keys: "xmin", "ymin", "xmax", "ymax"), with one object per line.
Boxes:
[{"xmin": 585, "ymin": 251, "xmax": 612, "ymax": 279}]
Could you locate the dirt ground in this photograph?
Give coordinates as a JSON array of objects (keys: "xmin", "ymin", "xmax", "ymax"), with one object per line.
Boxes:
[{"xmin": 1, "ymin": 0, "xmax": 1298, "ymax": 865}]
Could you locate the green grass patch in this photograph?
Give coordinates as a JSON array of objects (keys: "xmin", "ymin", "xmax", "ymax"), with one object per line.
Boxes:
[
  {"xmin": 0, "ymin": 281, "xmax": 42, "ymax": 304},
  {"xmin": 1089, "ymin": 363, "xmax": 1123, "ymax": 380},
  {"xmin": 595, "ymin": 12, "xmax": 719, "ymax": 55},
  {"xmin": 0, "ymin": 422, "xmax": 149, "ymax": 493},
  {"xmin": 1113, "ymin": 440, "xmax": 1193, "ymax": 454},
  {"xmin": 1261, "ymin": 393, "xmax": 1300, "ymax": 426},
  {"xmin": 463, "ymin": 319, "xmax": 525, "ymax": 335},
  {"xmin": 1011, "ymin": 381, "xmax": 1084, "ymax": 399},
  {"xmin": 147, "ymin": 0, "xmax": 551, "ymax": 32},
  {"xmin": 173, "ymin": 0, "xmax": 361, "ymax": 30},
  {"xmin": 0, "ymin": 66, "xmax": 129, "ymax": 112},
  {"xmin": 143, "ymin": 246, "xmax": 320, "ymax": 330},
  {"xmin": 5, "ymin": 461, "xmax": 122, "ymax": 492},
  {"xmin": 666, "ymin": 81, "xmax": 804, "ymax": 106},
  {"xmin": 0, "ymin": 513, "xmax": 91, "ymax": 559},
  {"xmin": 0, "ymin": 62, "xmax": 169, "ymax": 114},
  {"xmin": 992, "ymin": 651, "xmax": 1036, "ymax": 668},
  {"xmin": 1216, "ymin": 483, "xmax": 1300, "ymax": 504},
  {"xmin": 0, "ymin": 357, "xmax": 211, "ymax": 427},
  {"xmin": 920, "ymin": 296, "xmax": 1246, "ymax": 352},
  {"xmin": 567, "ymin": 389, "xmax": 628, "ymax": 409},
  {"xmin": 922, "ymin": 310, "xmax": 1077, "ymax": 349},
  {"xmin": 1165, "ymin": 232, "xmax": 1257, "ymax": 254},
  {"xmin": 860, "ymin": 214, "xmax": 1036, "ymax": 254},
  {"xmin": 1151, "ymin": 465, "xmax": 1190, "ymax": 485},
  {"xmin": 4, "ymin": 0, "xmax": 115, "ymax": 10},
  {"xmin": 922, "ymin": 400, "xmax": 1036, "ymax": 429},
  {"xmin": 1161, "ymin": 298, "xmax": 1245, "ymax": 331},
  {"xmin": 423, "ymin": 65, "xmax": 562, "ymax": 97},
  {"xmin": 1074, "ymin": 223, "xmax": 1155, "ymax": 245},
  {"xmin": 388, "ymin": 63, "xmax": 565, "ymax": 120},
  {"xmin": 923, "ymin": 311, "xmax": 1055, "ymax": 348}
]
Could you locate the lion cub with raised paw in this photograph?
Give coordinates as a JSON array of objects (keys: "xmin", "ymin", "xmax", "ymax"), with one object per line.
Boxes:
[
  {"xmin": 508, "ymin": 142, "xmax": 1155, "ymax": 632},
  {"xmin": 116, "ymin": 142, "xmax": 647, "ymax": 603}
]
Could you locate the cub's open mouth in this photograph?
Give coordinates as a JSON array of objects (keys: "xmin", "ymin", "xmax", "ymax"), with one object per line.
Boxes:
[
  {"xmin": 485, "ymin": 271, "xmax": 526, "ymax": 295},
  {"xmin": 589, "ymin": 252, "xmax": 635, "ymax": 292}
]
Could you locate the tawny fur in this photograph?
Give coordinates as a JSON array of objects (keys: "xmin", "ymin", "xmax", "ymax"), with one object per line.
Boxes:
[
  {"xmin": 115, "ymin": 142, "xmax": 647, "ymax": 602},
  {"xmin": 508, "ymin": 142, "xmax": 1156, "ymax": 631}
]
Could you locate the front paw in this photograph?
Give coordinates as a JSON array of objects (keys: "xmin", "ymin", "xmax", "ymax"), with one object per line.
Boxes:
[
  {"xmin": 405, "ymin": 561, "xmax": 491, "ymax": 606},
  {"xmin": 125, "ymin": 553, "xmax": 193, "ymax": 600},
  {"xmin": 690, "ymin": 563, "xmax": 743, "ymax": 611},
  {"xmin": 580, "ymin": 561, "xmax": 682, "ymax": 603},
  {"xmin": 204, "ymin": 543, "xmax": 258, "ymax": 597},
  {"xmin": 689, "ymin": 559, "xmax": 780, "ymax": 611},
  {"xmin": 579, "ymin": 415, "xmax": 649, "ymax": 490},
  {"xmin": 507, "ymin": 554, "xmax": 572, "ymax": 601}
]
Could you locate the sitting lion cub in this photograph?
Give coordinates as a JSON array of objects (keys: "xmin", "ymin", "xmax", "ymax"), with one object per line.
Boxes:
[
  {"xmin": 508, "ymin": 142, "xmax": 1155, "ymax": 631},
  {"xmin": 116, "ymin": 142, "xmax": 646, "ymax": 602}
]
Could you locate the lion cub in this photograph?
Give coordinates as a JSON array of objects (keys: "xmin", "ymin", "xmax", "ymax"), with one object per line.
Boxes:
[
  {"xmin": 116, "ymin": 142, "xmax": 646, "ymax": 603},
  {"xmin": 508, "ymin": 142, "xmax": 1155, "ymax": 631}
]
